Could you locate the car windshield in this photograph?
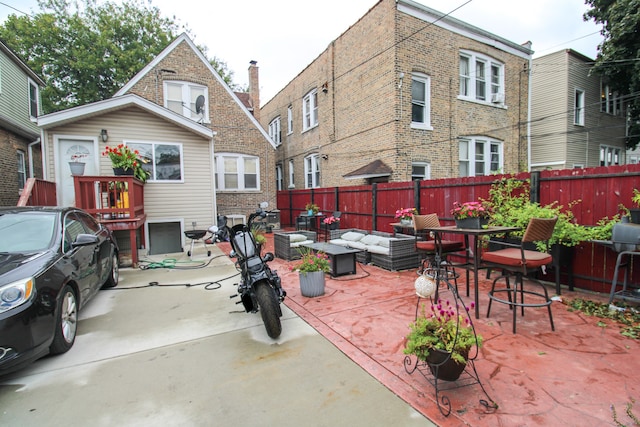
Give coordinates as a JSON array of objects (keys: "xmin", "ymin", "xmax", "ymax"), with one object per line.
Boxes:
[{"xmin": 0, "ymin": 212, "xmax": 57, "ymax": 252}]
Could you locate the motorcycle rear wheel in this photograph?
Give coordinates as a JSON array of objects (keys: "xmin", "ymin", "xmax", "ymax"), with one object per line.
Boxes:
[{"xmin": 255, "ymin": 281, "xmax": 282, "ymax": 338}]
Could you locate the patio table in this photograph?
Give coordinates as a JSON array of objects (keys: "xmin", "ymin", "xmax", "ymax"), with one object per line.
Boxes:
[
  {"xmin": 302, "ymin": 242, "xmax": 361, "ymax": 277},
  {"xmin": 423, "ymin": 225, "xmax": 520, "ymax": 319}
]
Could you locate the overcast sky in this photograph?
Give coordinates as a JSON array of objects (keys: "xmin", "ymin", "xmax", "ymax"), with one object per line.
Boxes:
[{"xmin": 1, "ymin": 0, "xmax": 603, "ymax": 103}]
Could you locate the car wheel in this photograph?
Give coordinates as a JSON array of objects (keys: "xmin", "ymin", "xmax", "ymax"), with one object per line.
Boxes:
[
  {"xmin": 49, "ymin": 285, "xmax": 78, "ymax": 355},
  {"xmin": 102, "ymin": 252, "xmax": 119, "ymax": 289}
]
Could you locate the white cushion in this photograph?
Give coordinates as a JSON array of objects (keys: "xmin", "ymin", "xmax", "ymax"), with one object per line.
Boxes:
[
  {"xmin": 377, "ymin": 237, "xmax": 394, "ymax": 248},
  {"xmin": 290, "ymin": 239, "xmax": 314, "ymax": 248},
  {"xmin": 340, "ymin": 231, "xmax": 366, "ymax": 242},
  {"xmin": 367, "ymin": 245, "xmax": 389, "ymax": 255},
  {"xmin": 347, "ymin": 241, "xmax": 368, "ymax": 250},
  {"xmin": 329, "ymin": 239, "xmax": 350, "ymax": 247},
  {"xmin": 360, "ymin": 234, "xmax": 380, "ymax": 246},
  {"xmin": 287, "ymin": 233, "xmax": 308, "ymax": 243}
]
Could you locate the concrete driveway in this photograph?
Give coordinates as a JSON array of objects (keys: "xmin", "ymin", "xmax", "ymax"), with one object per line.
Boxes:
[{"xmin": 0, "ymin": 246, "xmax": 434, "ymax": 426}]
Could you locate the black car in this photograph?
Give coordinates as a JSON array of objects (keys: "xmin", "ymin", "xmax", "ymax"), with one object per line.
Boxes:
[{"xmin": 0, "ymin": 207, "xmax": 119, "ymax": 375}]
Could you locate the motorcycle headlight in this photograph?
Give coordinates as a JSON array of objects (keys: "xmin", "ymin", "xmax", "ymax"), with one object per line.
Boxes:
[{"xmin": 0, "ymin": 277, "xmax": 35, "ymax": 313}]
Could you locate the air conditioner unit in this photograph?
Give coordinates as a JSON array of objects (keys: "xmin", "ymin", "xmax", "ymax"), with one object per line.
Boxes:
[{"xmin": 491, "ymin": 93, "xmax": 504, "ymax": 104}]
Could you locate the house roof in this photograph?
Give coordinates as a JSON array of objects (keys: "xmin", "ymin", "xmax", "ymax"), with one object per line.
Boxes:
[
  {"xmin": 37, "ymin": 94, "xmax": 215, "ymax": 139},
  {"xmin": 114, "ymin": 33, "xmax": 274, "ymax": 148},
  {"xmin": 343, "ymin": 159, "xmax": 392, "ymax": 180}
]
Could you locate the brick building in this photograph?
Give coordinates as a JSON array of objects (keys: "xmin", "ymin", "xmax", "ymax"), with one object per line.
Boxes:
[
  {"xmin": 259, "ymin": 0, "xmax": 533, "ymax": 188},
  {"xmin": 116, "ymin": 34, "xmax": 277, "ymax": 220},
  {"xmin": 0, "ymin": 40, "xmax": 44, "ymax": 205}
]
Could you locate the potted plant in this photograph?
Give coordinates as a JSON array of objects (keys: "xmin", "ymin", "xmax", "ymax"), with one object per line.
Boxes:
[
  {"xmin": 290, "ymin": 249, "xmax": 331, "ymax": 297},
  {"xmin": 451, "ymin": 201, "xmax": 490, "ymax": 229},
  {"xmin": 68, "ymin": 152, "xmax": 87, "ymax": 176},
  {"xmin": 323, "ymin": 215, "xmax": 341, "ymax": 230},
  {"xmin": 102, "ymin": 144, "xmax": 150, "ymax": 183},
  {"xmin": 251, "ymin": 227, "xmax": 267, "ymax": 254},
  {"xmin": 404, "ymin": 300, "xmax": 482, "ymax": 381},
  {"xmin": 305, "ymin": 202, "xmax": 320, "ymax": 216},
  {"xmin": 630, "ymin": 189, "xmax": 640, "ymax": 224},
  {"xmin": 395, "ymin": 207, "xmax": 417, "ymax": 225}
]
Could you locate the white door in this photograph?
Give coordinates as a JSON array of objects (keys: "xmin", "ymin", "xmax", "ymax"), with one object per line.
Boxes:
[{"xmin": 58, "ymin": 138, "xmax": 98, "ymax": 207}]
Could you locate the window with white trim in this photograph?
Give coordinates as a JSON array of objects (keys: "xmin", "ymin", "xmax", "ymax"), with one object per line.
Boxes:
[
  {"xmin": 574, "ymin": 89, "xmax": 585, "ymax": 125},
  {"xmin": 28, "ymin": 79, "xmax": 39, "ymax": 119},
  {"xmin": 287, "ymin": 105, "xmax": 293, "ymax": 135},
  {"xmin": 411, "ymin": 73, "xmax": 431, "ymax": 129},
  {"xmin": 600, "ymin": 145, "xmax": 620, "ymax": 166},
  {"xmin": 214, "ymin": 153, "xmax": 259, "ymax": 191},
  {"xmin": 269, "ymin": 116, "xmax": 281, "ymax": 145},
  {"xmin": 459, "ymin": 137, "xmax": 502, "ymax": 176},
  {"xmin": 276, "ymin": 164, "xmax": 283, "ymax": 191},
  {"xmin": 17, "ymin": 150, "xmax": 26, "ymax": 190},
  {"xmin": 411, "ymin": 162, "xmax": 430, "ymax": 180},
  {"xmin": 459, "ymin": 52, "xmax": 504, "ymax": 103},
  {"xmin": 304, "ymin": 154, "xmax": 320, "ymax": 188},
  {"xmin": 164, "ymin": 81, "xmax": 208, "ymax": 122},
  {"xmin": 288, "ymin": 159, "xmax": 295, "ymax": 188},
  {"xmin": 601, "ymin": 83, "xmax": 623, "ymax": 116},
  {"xmin": 302, "ymin": 89, "xmax": 318, "ymax": 131},
  {"xmin": 128, "ymin": 142, "xmax": 184, "ymax": 181}
]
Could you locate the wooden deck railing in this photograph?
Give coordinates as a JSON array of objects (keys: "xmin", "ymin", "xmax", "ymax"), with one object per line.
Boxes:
[
  {"xmin": 17, "ymin": 178, "xmax": 57, "ymax": 206},
  {"xmin": 74, "ymin": 175, "xmax": 146, "ymax": 267}
]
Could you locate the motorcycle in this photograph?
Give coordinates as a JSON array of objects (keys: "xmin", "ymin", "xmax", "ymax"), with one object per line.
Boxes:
[{"xmin": 216, "ymin": 203, "xmax": 286, "ymax": 338}]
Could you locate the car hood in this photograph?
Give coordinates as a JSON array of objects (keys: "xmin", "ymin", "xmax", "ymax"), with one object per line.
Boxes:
[{"xmin": 0, "ymin": 252, "xmax": 56, "ymax": 284}]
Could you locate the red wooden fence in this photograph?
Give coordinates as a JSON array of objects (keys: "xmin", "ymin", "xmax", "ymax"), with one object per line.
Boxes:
[{"xmin": 277, "ymin": 164, "xmax": 640, "ymax": 294}]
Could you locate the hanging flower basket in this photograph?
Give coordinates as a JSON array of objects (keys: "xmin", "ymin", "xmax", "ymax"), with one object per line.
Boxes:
[{"xmin": 68, "ymin": 161, "xmax": 86, "ymax": 176}]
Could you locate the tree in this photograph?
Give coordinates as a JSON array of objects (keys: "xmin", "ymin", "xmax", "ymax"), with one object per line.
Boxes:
[
  {"xmin": 0, "ymin": 0, "xmax": 242, "ymax": 114},
  {"xmin": 584, "ymin": 0, "xmax": 640, "ymax": 148}
]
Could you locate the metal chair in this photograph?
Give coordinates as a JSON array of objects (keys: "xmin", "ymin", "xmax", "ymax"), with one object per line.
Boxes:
[
  {"xmin": 413, "ymin": 214, "xmax": 464, "ymax": 275},
  {"xmin": 481, "ymin": 217, "xmax": 558, "ymax": 333}
]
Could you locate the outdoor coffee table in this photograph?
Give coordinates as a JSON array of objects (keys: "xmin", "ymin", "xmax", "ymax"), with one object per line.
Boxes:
[{"xmin": 302, "ymin": 242, "xmax": 361, "ymax": 277}]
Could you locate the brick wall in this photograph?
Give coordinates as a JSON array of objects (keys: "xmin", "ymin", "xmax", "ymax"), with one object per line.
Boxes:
[
  {"xmin": 0, "ymin": 128, "xmax": 43, "ymax": 206},
  {"xmin": 125, "ymin": 39, "xmax": 277, "ymax": 221},
  {"xmin": 260, "ymin": 0, "xmax": 530, "ymax": 187}
]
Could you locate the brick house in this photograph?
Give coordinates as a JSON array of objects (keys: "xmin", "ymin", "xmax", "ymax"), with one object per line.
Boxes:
[
  {"xmin": 530, "ymin": 49, "xmax": 627, "ymax": 170},
  {"xmin": 37, "ymin": 33, "xmax": 275, "ymax": 260},
  {"xmin": 115, "ymin": 34, "xmax": 277, "ymax": 221},
  {"xmin": 0, "ymin": 39, "xmax": 44, "ymax": 205},
  {"xmin": 259, "ymin": 0, "xmax": 532, "ymax": 188}
]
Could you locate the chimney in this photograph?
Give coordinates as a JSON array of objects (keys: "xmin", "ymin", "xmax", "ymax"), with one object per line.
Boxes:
[{"xmin": 248, "ymin": 60, "xmax": 260, "ymax": 121}]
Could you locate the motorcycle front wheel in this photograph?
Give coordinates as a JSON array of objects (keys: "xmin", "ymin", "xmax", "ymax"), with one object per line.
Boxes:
[{"xmin": 255, "ymin": 281, "xmax": 282, "ymax": 338}]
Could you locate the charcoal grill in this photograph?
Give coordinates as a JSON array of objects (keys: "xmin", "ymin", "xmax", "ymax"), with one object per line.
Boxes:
[
  {"xmin": 593, "ymin": 221, "xmax": 640, "ymax": 304},
  {"xmin": 184, "ymin": 229, "xmax": 212, "ymax": 259}
]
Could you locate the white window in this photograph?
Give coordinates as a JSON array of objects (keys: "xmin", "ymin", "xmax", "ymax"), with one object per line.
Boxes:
[
  {"xmin": 288, "ymin": 159, "xmax": 295, "ymax": 188},
  {"xmin": 17, "ymin": 150, "xmax": 26, "ymax": 190},
  {"xmin": 601, "ymin": 83, "xmax": 623, "ymax": 116},
  {"xmin": 302, "ymin": 89, "xmax": 318, "ymax": 131},
  {"xmin": 287, "ymin": 105, "xmax": 293, "ymax": 135},
  {"xmin": 164, "ymin": 81, "xmax": 208, "ymax": 122},
  {"xmin": 459, "ymin": 52, "xmax": 504, "ymax": 104},
  {"xmin": 574, "ymin": 89, "xmax": 585, "ymax": 126},
  {"xmin": 304, "ymin": 154, "xmax": 320, "ymax": 188},
  {"xmin": 276, "ymin": 164, "xmax": 283, "ymax": 191},
  {"xmin": 269, "ymin": 117, "xmax": 281, "ymax": 145},
  {"xmin": 28, "ymin": 79, "xmax": 39, "ymax": 119},
  {"xmin": 600, "ymin": 145, "xmax": 621, "ymax": 166},
  {"xmin": 411, "ymin": 162, "xmax": 430, "ymax": 180},
  {"xmin": 127, "ymin": 141, "xmax": 184, "ymax": 182},
  {"xmin": 215, "ymin": 153, "xmax": 259, "ymax": 191},
  {"xmin": 459, "ymin": 137, "xmax": 502, "ymax": 176},
  {"xmin": 411, "ymin": 73, "xmax": 431, "ymax": 129}
]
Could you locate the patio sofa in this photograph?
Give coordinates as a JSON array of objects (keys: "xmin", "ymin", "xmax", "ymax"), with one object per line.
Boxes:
[
  {"xmin": 328, "ymin": 228, "xmax": 419, "ymax": 271},
  {"xmin": 274, "ymin": 230, "xmax": 317, "ymax": 260}
]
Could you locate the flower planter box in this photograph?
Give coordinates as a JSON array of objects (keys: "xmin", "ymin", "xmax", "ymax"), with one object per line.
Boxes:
[{"xmin": 455, "ymin": 218, "xmax": 488, "ymax": 229}]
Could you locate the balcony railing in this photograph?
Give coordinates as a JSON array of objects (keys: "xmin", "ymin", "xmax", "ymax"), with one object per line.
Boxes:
[
  {"xmin": 17, "ymin": 178, "xmax": 57, "ymax": 206},
  {"xmin": 74, "ymin": 175, "xmax": 146, "ymax": 266}
]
